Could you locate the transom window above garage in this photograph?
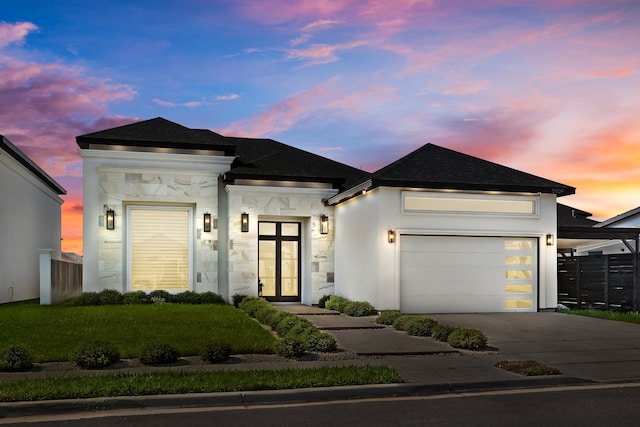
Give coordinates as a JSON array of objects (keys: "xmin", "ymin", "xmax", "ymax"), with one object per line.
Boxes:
[{"xmin": 402, "ymin": 192, "xmax": 539, "ymax": 217}]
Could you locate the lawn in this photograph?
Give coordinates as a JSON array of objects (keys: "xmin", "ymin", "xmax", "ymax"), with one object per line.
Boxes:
[
  {"xmin": 564, "ymin": 309, "xmax": 640, "ymax": 324},
  {"xmin": 0, "ymin": 301, "xmax": 277, "ymax": 362}
]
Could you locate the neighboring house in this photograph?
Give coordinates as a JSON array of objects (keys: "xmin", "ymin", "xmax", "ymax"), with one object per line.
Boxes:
[
  {"xmin": 78, "ymin": 117, "xmax": 574, "ymax": 313},
  {"xmin": 570, "ymin": 206, "xmax": 640, "ymax": 256},
  {"xmin": 0, "ymin": 135, "xmax": 66, "ymax": 303}
]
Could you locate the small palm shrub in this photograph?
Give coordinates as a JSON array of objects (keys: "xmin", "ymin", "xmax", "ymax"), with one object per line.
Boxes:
[
  {"xmin": 324, "ymin": 295, "xmax": 350, "ymax": 312},
  {"xmin": 343, "ymin": 301, "xmax": 377, "ymax": 317},
  {"xmin": 201, "ymin": 343, "xmax": 232, "ymax": 363},
  {"xmin": 407, "ymin": 316, "xmax": 438, "ymax": 337},
  {"xmin": 123, "ymin": 291, "xmax": 150, "ymax": 304},
  {"xmin": 276, "ymin": 338, "xmax": 307, "ymax": 358},
  {"xmin": 0, "ymin": 346, "xmax": 33, "ymax": 372},
  {"xmin": 232, "ymin": 294, "xmax": 248, "ymax": 308},
  {"xmin": 139, "ymin": 343, "xmax": 180, "ymax": 366},
  {"xmin": 447, "ymin": 328, "xmax": 488, "ymax": 350},
  {"xmin": 199, "ymin": 291, "xmax": 226, "ymax": 304},
  {"xmin": 432, "ymin": 324, "xmax": 456, "ymax": 342},
  {"xmin": 73, "ymin": 340, "xmax": 120, "ymax": 369},
  {"xmin": 98, "ymin": 289, "xmax": 124, "ymax": 305},
  {"xmin": 317, "ymin": 294, "xmax": 331, "ymax": 308},
  {"xmin": 376, "ymin": 311, "xmax": 403, "ymax": 325}
]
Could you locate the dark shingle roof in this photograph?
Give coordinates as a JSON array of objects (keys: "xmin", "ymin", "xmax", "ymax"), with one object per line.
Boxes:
[
  {"xmin": 225, "ymin": 137, "xmax": 369, "ymax": 190},
  {"xmin": 76, "ymin": 117, "xmax": 236, "ymax": 155},
  {"xmin": 1, "ymin": 135, "xmax": 66, "ymax": 195},
  {"xmin": 365, "ymin": 143, "xmax": 574, "ymax": 195},
  {"xmin": 557, "ymin": 203, "xmax": 599, "ymax": 227}
]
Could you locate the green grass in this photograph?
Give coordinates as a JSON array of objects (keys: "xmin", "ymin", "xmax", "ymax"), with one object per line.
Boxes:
[
  {"xmin": 0, "ymin": 301, "xmax": 276, "ymax": 362},
  {"xmin": 0, "ymin": 365, "xmax": 403, "ymax": 402},
  {"xmin": 564, "ymin": 309, "xmax": 640, "ymax": 324}
]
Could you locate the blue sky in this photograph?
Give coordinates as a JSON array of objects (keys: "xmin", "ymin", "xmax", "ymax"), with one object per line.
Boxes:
[{"xmin": 2, "ymin": 0, "xmax": 639, "ymax": 253}]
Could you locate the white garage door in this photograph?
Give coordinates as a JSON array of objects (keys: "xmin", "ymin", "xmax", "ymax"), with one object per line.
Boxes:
[{"xmin": 400, "ymin": 236, "xmax": 537, "ymax": 313}]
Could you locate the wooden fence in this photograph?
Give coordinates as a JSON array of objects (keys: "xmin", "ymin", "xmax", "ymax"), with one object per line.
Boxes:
[
  {"xmin": 39, "ymin": 250, "xmax": 83, "ymax": 304},
  {"xmin": 557, "ymin": 253, "xmax": 638, "ymax": 312}
]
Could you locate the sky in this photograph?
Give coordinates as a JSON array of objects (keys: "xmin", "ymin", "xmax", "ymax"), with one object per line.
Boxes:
[{"xmin": 2, "ymin": 0, "xmax": 640, "ymax": 255}]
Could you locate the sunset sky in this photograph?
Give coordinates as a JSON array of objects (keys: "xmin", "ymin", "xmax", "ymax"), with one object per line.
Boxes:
[{"xmin": 2, "ymin": 0, "xmax": 639, "ymax": 255}]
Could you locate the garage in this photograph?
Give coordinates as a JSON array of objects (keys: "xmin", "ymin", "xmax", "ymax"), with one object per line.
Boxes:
[{"xmin": 400, "ymin": 235, "xmax": 538, "ymax": 313}]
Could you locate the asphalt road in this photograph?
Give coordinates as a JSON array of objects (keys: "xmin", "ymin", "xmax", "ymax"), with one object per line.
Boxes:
[{"xmin": 6, "ymin": 383, "xmax": 640, "ymax": 426}]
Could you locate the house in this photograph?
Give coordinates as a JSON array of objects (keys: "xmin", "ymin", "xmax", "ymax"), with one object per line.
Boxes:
[
  {"xmin": 77, "ymin": 117, "xmax": 575, "ymax": 313},
  {"xmin": 568, "ymin": 206, "xmax": 640, "ymax": 256},
  {"xmin": 0, "ymin": 135, "xmax": 66, "ymax": 303}
]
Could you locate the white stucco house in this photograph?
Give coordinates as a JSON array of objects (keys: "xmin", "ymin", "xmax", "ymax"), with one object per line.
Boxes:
[
  {"xmin": 568, "ymin": 206, "xmax": 640, "ymax": 256},
  {"xmin": 1, "ymin": 135, "xmax": 66, "ymax": 303},
  {"xmin": 78, "ymin": 117, "xmax": 575, "ymax": 313}
]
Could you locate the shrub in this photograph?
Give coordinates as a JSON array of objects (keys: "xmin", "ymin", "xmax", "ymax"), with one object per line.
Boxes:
[
  {"xmin": 376, "ymin": 311, "xmax": 402, "ymax": 325},
  {"xmin": 255, "ymin": 305, "xmax": 279, "ymax": 325},
  {"xmin": 201, "ymin": 343, "xmax": 232, "ymax": 363},
  {"xmin": 123, "ymin": 291, "xmax": 150, "ymax": 304},
  {"xmin": 276, "ymin": 338, "xmax": 306, "ymax": 358},
  {"xmin": 174, "ymin": 291, "xmax": 202, "ymax": 305},
  {"xmin": 392, "ymin": 315, "xmax": 417, "ymax": 331},
  {"xmin": 447, "ymin": 328, "xmax": 488, "ymax": 350},
  {"xmin": 139, "ymin": 343, "xmax": 180, "ymax": 366},
  {"xmin": 407, "ymin": 316, "xmax": 438, "ymax": 337},
  {"xmin": 73, "ymin": 292, "xmax": 100, "ymax": 306},
  {"xmin": 317, "ymin": 294, "xmax": 331, "ymax": 308},
  {"xmin": 148, "ymin": 290, "xmax": 174, "ymax": 304},
  {"xmin": 303, "ymin": 330, "xmax": 337, "ymax": 352},
  {"xmin": 0, "ymin": 346, "xmax": 33, "ymax": 372},
  {"xmin": 73, "ymin": 340, "xmax": 120, "ymax": 369},
  {"xmin": 239, "ymin": 296, "xmax": 267, "ymax": 317},
  {"xmin": 343, "ymin": 301, "xmax": 377, "ymax": 317},
  {"xmin": 232, "ymin": 294, "xmax": 248, "ymax": 308},
  {"xmin": 264, "ymin": 310, "xmax": 289, "ymax": 329},
  {"xmin": 275, "ymin": 316, "xmax": 309, "ymax": 336},
  {"xmin": 324, "ymin": 296, "xmax": 349, "ymax": 312},
  {"xmin": 98, "ymin": 289, "xmax": 124, "ymax": 305},
  {"xmin": 199, "ymin": 291, "xmax": 226, "ymax": 305},
  {"xmin": 432, "ymin": 324, "xmax": 456, "ymax": 342}
]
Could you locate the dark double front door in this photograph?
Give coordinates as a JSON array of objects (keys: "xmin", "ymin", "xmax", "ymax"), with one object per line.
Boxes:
[{"xmin": 258, "ymin": 221, "xmax": 301, "ymax": 302}]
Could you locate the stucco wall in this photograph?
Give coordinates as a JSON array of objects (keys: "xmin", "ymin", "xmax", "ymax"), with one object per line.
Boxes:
[
  {"xmin": 224, "ymin": 185, "xmax": 337, "ymax": 305},
  {"xmin": 80, "ymin": 149, "xmax": 232, "ymax": 293},
  {"xmin": 0, "ymin": 150, "xmax": 63, "ymax": 303},
  {"xmin": 335, "ymin": 188, "xmax": 559, "ymax": 310}
]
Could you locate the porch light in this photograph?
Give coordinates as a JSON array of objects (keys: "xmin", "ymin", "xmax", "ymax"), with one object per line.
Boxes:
[
  {"xmin": 546, "ymin": 234, "xmax": 554, "ymax": 246},
  {"xmin": 320, "ymin": 215, "xmax": 329, "ymax": 234},
  {"xmin": 105, "ymin": 209, "xmax": 115, "ymax": 230},
  {"xmin": 388, "ymin": 230, "xmax": 395, "ymax": 244},
  {"xmin": 203, "ymin": 213, "xmax": 212, "ymax": 232},
  {"xmin": 241, "ymin": 212, "xmax": 249, "ymax": 232}
]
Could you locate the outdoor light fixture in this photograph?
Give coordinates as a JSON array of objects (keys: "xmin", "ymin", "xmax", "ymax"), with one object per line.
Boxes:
[
  {"xmin": 241, "ymin": 212, "xmax": 249, "ymax": 232},
  {"xmin": 203, "ymin": 213, "xmax": 212, "ymax": 232},
  {"xmin": 546, "ymin": 234, "xmax": 554, "ymax": 246},
  {"xmin": 320, "ymin": 215, "xmax": 329, "ymax": 234},
  {"xmin": 388, "ymin": 230, "xmax": 395, "ymax": 244},
  {"xmin": 105, "ymin": 209, "xmax": 115, "ymax": 230}
]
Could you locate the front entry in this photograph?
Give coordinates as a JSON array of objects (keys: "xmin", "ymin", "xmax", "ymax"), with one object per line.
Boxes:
[{"xmin": 258, "ymin": 221, "xmax": 301, "ymax": 302}]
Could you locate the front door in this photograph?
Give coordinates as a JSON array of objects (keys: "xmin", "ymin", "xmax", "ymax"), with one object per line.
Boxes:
[{"xmin": 258, "ymin": 221, "xmax": 301, "ymax": 302}]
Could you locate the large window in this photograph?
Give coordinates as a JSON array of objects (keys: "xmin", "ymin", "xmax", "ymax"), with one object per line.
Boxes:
[{"xmin": 127, "ymin": 205, "xmax": 193, "ymax": 292}]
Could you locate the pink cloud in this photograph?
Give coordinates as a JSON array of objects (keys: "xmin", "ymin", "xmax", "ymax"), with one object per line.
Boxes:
[
  {"xmin": 0, "ymin": 21, "xmax": 38, "ymax": 49},
  {"xmin": 286, "ymin": 40, "xmax": 367, "ymax": 66}
]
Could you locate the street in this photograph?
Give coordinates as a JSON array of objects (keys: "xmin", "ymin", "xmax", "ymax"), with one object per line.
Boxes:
[{"xmin": 6, "ymin": 383, "xmax": 640, "ymax": 426}]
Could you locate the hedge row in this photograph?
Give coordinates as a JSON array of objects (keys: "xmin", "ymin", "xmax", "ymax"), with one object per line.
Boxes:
[
  {"xmin": 238, "ymin": 296, "xmax": 337, "ymax": 358},
  {"xmin": 70, "ymin": 290, "xmax": 227, "ymax": 306},
  {"xmin": 376, "ymin": 311, "xmax": 488, "ymax": 351},
  {"xmin": 323, "ymin": 296, "xmax": 377, "ymax": 317}
]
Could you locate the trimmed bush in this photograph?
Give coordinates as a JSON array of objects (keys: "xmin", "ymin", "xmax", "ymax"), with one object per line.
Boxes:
[
  {"xmin": 324, "ymin": 296, "xmax": 349, "ymax": 312},
  {"xmin": 407, "ymin": 316, "xmax": 438, "ymax": 337},
  {"xmin": 376, "ymin": 311, "xmax": 402, "ymax": 325},
  {"xmin": 148, "ymin": 290, "xmax": 174, "ymax": 304},
  {"xmin": 174, "ymin": 291, "xmax": 202, "ymax": 305},
  {"xmin": 317, "ymin": 294, "xmax": 331, "ymax": 309},
  {"xmin": 73, "ymin": 340, "xmax": 120, "ymax": 369},
  {"xmin": 343, "ymin": 301, "xmax": 377, "ymax": 317},
  {"xmin": 432, "ymin": 324, "xmax": 456, "ymax": 342},
  {"xmin": 264, "ymin": 310, "xmax": 289, "ymax": 329},
  {"xmin": 139, "ymin": 343, "xmax": 180, "ymax": 366},
  {"xmin": 123, "ymin": 291, "xmax": 150, "ymax": 305},
  {"xmin": 73, "ymin": 292, "xmax": 100, "ymax": 306},
  {"xmin": 392, "ymin": 315, "xmax": 418, "ymax": 331},
  {"xmin": 447, "ymin": 328, "xmax": 488, "ymax": 350},
  {"xmin": 303, "ymin": 330, "xmax": 337, "ymax": 352},
  {"xmin": 239, "ymin": 296, "xmax": 267, "ymax": 317},
  {"xmin": 199, "ymin": 291, "xmax": 226, "ymax": 305},
  {"xmin": 0, "ymin": 346, "xmax": 33, "ymax": 372},
  {"xmin": 255, "ymin": 305, "xmax": 279, "ymax": 325},
  {"xmin": 276, "ymin": 338, "xmax": 307, "ymax": 358},
  {"xmin": 275, "ymin": 316, "xmax": 309, "ymax": 337},
  {"xmin": 98, "ymin": 289, "xmax": 124, "ymax": 305},
  {"xmin": 232, "ymin": 294, "xmax": 248, "ymax": 308},
  {"xmin": 201, "ymin": 343, "xmax": 232, "ymax": 363}
]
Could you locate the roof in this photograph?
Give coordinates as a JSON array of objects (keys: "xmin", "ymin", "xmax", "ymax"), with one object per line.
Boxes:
[
  {"xmin": 225, "ymin": 137, "xmax": 369, "ymax": 189},
  {"xmin": 329, "ymin": 143, "xmax": 575, "ymax": 205},
  {"xmin": 0, "ymin": 135, "xmax": 66, "ymax": 195},
  {"xmin": 594, "ymin": 206, "xmax": 640, "ymax": 228},
  {"xmin": 557, "ymin": 203, "xmax": 599, "ymax": 227},
  {"xmin": 76, "ymin": 117, "xmax": 237, "ymax": 155}
]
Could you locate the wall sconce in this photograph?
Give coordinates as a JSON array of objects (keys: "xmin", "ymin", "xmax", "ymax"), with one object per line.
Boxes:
[
  {"xmin": 203, "ymin": 213, "xmax": 212, "ymax": 232},
  {"xmin": 241, "ymin": 212, "xmax": 249, "ymax": 232},
  {"xmin": 388, "ymin": 230, "xmax": 395, "ymax": 244},
  {"xmin": 105, "ymin": 209, "xmax": 115, "ymax": 230},
  {"xmin": 546, "ymin": 234, "xmax": 554, "ymax": 246},
  {"xmin": 320, "ymin": 215, "xmax": 329, "ymax": 235}
]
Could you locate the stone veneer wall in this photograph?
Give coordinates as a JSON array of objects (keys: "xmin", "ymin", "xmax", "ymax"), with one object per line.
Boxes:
[
  {"xmin": 225, "ymin": 185, "xmax": 337, "ymax": 305},
  {"xmin": 95, "ymin": 167, "xmax": 219, "ymax": 293}
]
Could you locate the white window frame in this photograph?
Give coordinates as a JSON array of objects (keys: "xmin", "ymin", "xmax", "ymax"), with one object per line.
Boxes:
[
  {"xmin": 402, "ymin": 191, "xmax": 540, "ymax": 218},
  {"xmin": 125, "ymin": 204, "xmax": 194, "ymax": 292}
]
